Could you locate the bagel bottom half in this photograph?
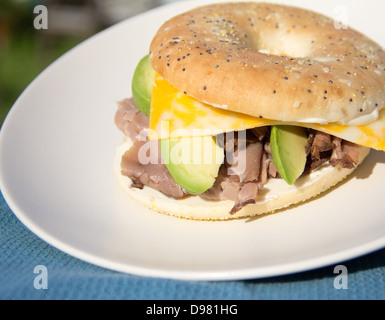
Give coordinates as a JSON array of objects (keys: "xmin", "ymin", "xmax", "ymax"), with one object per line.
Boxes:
[{"xmin": 114, "ymin": 137, "xmax": 370, "ymax": 221}]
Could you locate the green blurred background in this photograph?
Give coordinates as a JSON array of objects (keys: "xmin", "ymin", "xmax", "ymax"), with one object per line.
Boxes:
[{"xmin": 0, "ymin": 0, "xmax": 181, "ymax": 127}]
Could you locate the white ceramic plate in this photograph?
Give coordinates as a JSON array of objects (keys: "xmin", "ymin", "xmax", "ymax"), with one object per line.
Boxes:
[{"xmin": 1, "ymin": 0, "xmax": 385, "ymax": 281}]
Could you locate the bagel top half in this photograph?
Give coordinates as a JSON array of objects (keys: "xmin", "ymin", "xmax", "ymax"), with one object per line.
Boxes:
[{"xmin": 149, "ymin": 2, "xmax": 385, "ymax": 125}]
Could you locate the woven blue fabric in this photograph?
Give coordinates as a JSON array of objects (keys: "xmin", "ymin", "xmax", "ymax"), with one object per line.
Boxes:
[{"xmin": 1, "ymin": 191, "xmax": 384, "ymax": 300}]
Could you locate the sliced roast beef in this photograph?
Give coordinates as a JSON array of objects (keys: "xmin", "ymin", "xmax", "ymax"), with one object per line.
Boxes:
[
  {"xmin": 116, "ymin": 99, "xmax": 186, "ymax": 199},
  {"xmin": 258, "ymin": 152, "xmax": 270, "ymax": 186},
  {"xmin": 115, "ymin": 98, "xmax": 149, "ymax": 141},
  {"xmin": 310, "ymin": 130, "xmax": 333, "ymax": 158},
  {"xmin": 306, "ymin": 130, "xmax": 333, "ymax": 171},
  {"xmin": 200, "ymin": 165, "xmax": 261, "ymax": 215},
  {"xmin": 251, "ymin": 127, "xmax": 270, "ymax": 142},
  {"xmin": 263, "ymin": 141, "xmax": 279, "ymax": 178},
  {"xmin": 201, "ymin": 166, "xmax": 239, "ymax": 202},
  {"xmin": 121, "ymin": 139, "xmax": 187, "ymax": 199},
  {"xmin": 227, "ymin": 142, "xmax": 264, "ymax": 183},
  {"xmin": 330, "ymin": 137, "xmax": 360, "ymax": 169},
  {"xmin": 201, "ymin": 133, "xmax": 276, "ymax": 214},
  {"xmin": 234, "ymin": 183, "xmax": 259, "ymax": 212},
  {"xmin": 341, "ymin": 141, "xmax": 361, "ymax": 165}
]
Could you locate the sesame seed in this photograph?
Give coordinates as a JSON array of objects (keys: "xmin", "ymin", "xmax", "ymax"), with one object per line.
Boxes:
[{"xmin": 293, "ymin": 101, "xmax": 301, "ymax": 108}]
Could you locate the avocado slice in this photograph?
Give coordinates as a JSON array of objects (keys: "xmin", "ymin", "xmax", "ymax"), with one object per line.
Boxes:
[
  {"xmin": 160, "ymin": 136, "xmax": 224, "ymax": 195},
  {"xmin": 132, "ymin": 54, "xmax": 155, "ymax": 116},
  {"xmin": 270, "ymin": 125, "xmax": 308, "ymax": 185}
]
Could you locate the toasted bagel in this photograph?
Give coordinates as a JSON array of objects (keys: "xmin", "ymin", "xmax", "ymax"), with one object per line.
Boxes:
[{"xmin": 150, "ymin": 2, "xmax": 385, "ymax": 125}]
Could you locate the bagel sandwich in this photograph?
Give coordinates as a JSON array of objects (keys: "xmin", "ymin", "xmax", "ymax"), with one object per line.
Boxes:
[{"xmin": 114, "ymin": 2, "xmax": 385, "ymax": 220}]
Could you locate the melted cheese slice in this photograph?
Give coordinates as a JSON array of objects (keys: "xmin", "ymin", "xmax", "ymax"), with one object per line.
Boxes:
[{"xmin": 149, "ymin": 74, "xmax": 385, "ymax": 151}]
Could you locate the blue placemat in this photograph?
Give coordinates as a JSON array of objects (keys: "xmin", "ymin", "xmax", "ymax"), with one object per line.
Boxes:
[{"xmin": 1, "ymin": 191, "xmax": 384, "ymax": 300}]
